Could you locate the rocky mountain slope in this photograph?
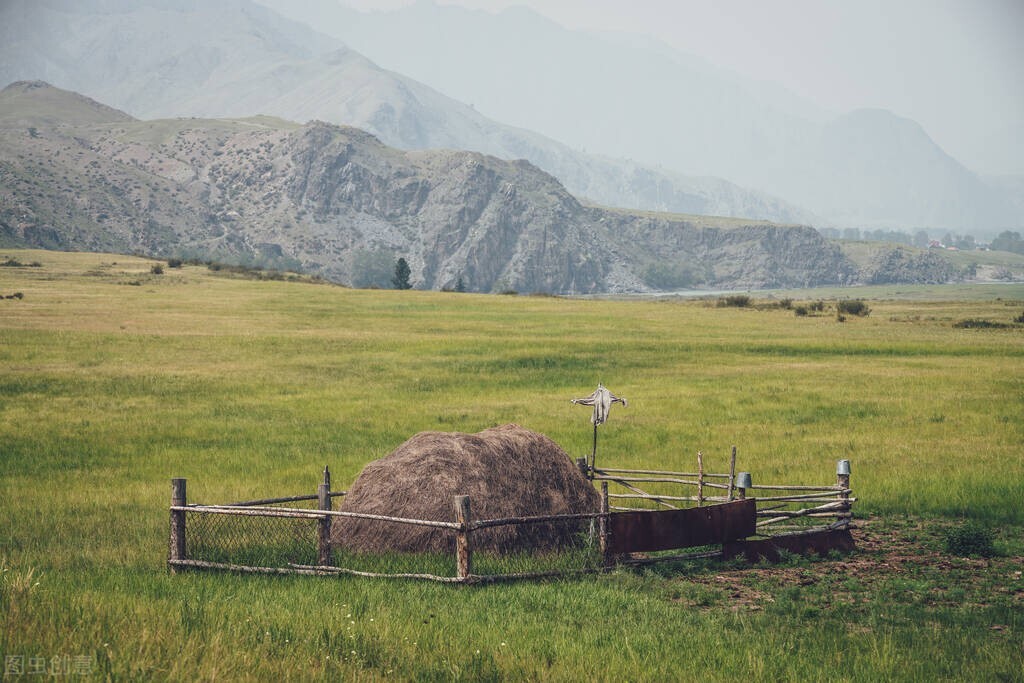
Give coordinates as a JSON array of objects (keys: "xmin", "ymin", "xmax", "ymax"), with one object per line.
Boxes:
[
  {"xmin": 0, "ymin": 0, "xmax": 812, "ymax": 227},
  {"xmin": 1, "ymin": 81, "xmax": 866, "ymax": 294}
]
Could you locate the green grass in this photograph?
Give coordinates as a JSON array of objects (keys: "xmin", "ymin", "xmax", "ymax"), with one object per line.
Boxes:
[
  {"xmin": 941, "ymin": 246, "xmax": 1024, "ymax": 270},
  {"xmin": 1, "ymin": 249, "xmax": 1022, "ymax": 681}
]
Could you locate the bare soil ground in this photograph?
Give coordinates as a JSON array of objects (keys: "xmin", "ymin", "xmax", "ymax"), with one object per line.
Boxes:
[{"xmin": 675, "ymin": 517, "xmax": 1024, "ymax": 619}]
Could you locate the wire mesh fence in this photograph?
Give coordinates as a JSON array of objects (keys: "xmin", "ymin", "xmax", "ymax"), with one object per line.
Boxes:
[
  {"xmin": 186, "ymin": 509, "xmax": 321, "ymax": 568},
  {"xmin": 168, "ymin": 459, "xmax": 855, "ymax": 582},
  {"xmin": 173, "ymin": 499, "xmax": 610, "ymax": 581}
]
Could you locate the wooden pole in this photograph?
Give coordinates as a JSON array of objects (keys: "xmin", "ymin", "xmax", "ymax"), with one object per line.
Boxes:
[
  {"xmin": 454, "ymin": 495, "xmax": 472, "ymax": 582},
  {"xmin": 576, "ymin": 457, "xmax": 589, "ymax": 479},
  {"xmin": 322, "ymin": 465, "xmax": 331, "ymax": 491},
  {"xmin": 169, "ymin": 478, "xmax": 187, "ymax": 573},
  {"xmin": 727, "ymin": 445, "xmax": 737, "ymax": 501},
  {"xmin": 578, "ymin": 456, "xmax": 594, "ymax": 540},
  {"xmin": 697, "ymin": 450, "xmax": 705, "ymax": 507},
  {"xmin": 589, "ymin": 423, "xmax": 598, "ymax": 478},
  {"xmin": 599, "ymin": 482, "xmax": 613, "ymax": 569},
  {"xmin": 837, "ymin": 460, "xmax": 851, "ymax": 525},
  {"xmin": 596, "ymin": 467, "xmax": 730, "ymax": 479},
  {"xmin": 318, "ymin": 482, "xmax": 332, "ymax": 567}
]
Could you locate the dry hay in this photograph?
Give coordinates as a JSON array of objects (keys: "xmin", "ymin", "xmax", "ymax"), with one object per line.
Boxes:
[{"xmin": 333, "ymin": 424, "xmax": 601, "ymax": 554}]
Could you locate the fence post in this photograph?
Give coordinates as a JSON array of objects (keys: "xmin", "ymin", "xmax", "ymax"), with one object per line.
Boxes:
[
  {"xmin": 318, "ymin": 481, "xmax": 332, "ymax": 567},
  {"xmin": 736, "ymin": 472, "xmax": 751, "ymax": 501},
  {"xmin": 727, "ymin": 445, "xmax": 737, "ymax": 501},
  {"xmin": 169, "ymin": 478, "xmax": 187, "ymax": 573},
  {"xmin": 599, "ymin": 481, "xmax": 613, "ymax": 569},
  {"xmin": 454, "ymin": 495, "xmax": 472, "ymax": 582},
  {"xmin": 836, "ymin": 460, "xmax": 851, "ymax": 525},
  {"xmin": 576, "ymin": 457, "xmax": 589, "ymax": 479},
  {"xmin": 697, "ymin": 450, "xmax": 705, "ymax": 507}
]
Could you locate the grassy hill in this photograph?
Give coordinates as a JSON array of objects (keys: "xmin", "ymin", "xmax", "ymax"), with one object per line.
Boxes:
[{"xmin": 1, "ymin": 250, "xmax": 1022, "ymax": 680}]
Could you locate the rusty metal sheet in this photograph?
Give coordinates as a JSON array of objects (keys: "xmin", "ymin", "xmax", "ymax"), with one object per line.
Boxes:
[
  {"xmin": 608, "ymin": 499, "xmax": 756, "ymax": 554},
  {"xmin": 722, "ymin": 527, "xmax": 855, "ymax": 563}
]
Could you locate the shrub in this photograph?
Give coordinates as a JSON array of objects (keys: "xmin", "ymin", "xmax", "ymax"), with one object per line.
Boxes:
[
  {"xmin": 151, "ymin": 264, "xmax": 164, "ymax": 275},
  {"xmin": 717, "ymin": 295, "xmax": 751, "ymax": 308},
  {"xmin": 943, "ymin": 520, "xmax": 995, "ymax": 557},
  {"xmin": 809, "ymin": 300, "xmax": 825, "ymax": 312},
  {"xmin": 837, "ymin": 299, "xmax": 870, "ymax": 316},
  {"xmin": 2, "ymin": 259, "xmax": 41, "ymax": 268},
  {"xmin": 167, "ymin": 258, "xmax": 183, "ymax": 269},
  {"xmin": 351, "ymin": 249, "xmax": 394, "ymax": 288},
  {"xmin": 953, "ymin": 319, "xmax": 1010, "ymax": 329},
  {"xmin": 778, "ymin": 298, "xmax": 793, "ymax": 310},
  {"xmin": 794, "ymin": 306, "xmax": 808, "ymax": 317},
  {"xmin": 1014, "ymin": 310, "xmax": 1024, "ymax": 324},
  {"xmin": 641, "ymin": 262, "xmax": 703, "ymax": 290}
]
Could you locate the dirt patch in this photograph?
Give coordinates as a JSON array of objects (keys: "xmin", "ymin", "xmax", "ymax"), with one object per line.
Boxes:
[{"xmin": 676, "ymin": 518, "xmax": 1024, "ymax": 612}]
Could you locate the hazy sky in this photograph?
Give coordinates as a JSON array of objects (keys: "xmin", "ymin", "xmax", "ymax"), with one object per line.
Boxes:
[{"xmin": 343, "ymin": 0, "xmax": 1024, "ymax": 176}]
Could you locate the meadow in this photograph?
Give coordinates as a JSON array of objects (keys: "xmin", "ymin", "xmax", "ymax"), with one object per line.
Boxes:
[{"xmin": 1, "ymin": 249, "xmax": 1022, "ymax": 681}]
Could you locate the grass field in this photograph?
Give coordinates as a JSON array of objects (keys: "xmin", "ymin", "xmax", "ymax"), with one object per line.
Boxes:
[{"xmin": 1, "ymin": 249, "xmax": 1022, "ymax": 681}]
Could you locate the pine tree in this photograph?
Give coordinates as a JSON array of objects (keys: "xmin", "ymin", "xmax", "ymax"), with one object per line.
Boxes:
[{"xmin": 392, "ymin": 257, "xmax": 412, "ymax": 289}]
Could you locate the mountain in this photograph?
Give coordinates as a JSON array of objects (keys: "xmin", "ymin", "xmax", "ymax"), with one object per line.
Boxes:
[
  {"xmin": 0, "ymin": 82, "xmax": 862, "ymax": 294},
  {"xmin": 262, "ymin": 0, "xmax": 1021, "ymax": 233},
  {"xmin": 787, "ymin": 109, "xmax": 1016, "ymax": 232},
  {"xmin": 0, "ymin": 0, "xmax": 811, "ymax": 226},
  {"xmin": 257, "ymin": 0, "xmax": 815, "ymax": 182},
  {"xmin": 0, "ymin": 0, "xmax": 337, "ymax": 117}
]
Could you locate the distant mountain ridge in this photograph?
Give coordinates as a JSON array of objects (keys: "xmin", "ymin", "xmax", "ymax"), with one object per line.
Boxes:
[
  {"xmin": 258, "ymin": 0, "xmax": 1021, "ymax": 234},
  {"xmin": 1, "ymin": 81, "xmax": 868, "ymax": 294},
  {"xmin": 0, "ymin": 0, "xmax": 812, "ymax": 226}
]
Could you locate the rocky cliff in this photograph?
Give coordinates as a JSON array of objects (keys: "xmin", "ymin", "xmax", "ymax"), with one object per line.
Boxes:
[{"xmin": 0, "ymin": 82, "xmax": 887, "ymax": 293}]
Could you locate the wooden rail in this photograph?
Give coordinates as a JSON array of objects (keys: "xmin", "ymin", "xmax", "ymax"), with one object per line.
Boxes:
[
  {"xmin": 595, "ymin": 467, "xmax": 730, "ymax": 479},
  {"xmin": 225, "ymin": 492, "xmax": 346, "ymax": 507},
  {"xmin": 470, "ymin": 511, "xmax": 603, "ymax": 531}
]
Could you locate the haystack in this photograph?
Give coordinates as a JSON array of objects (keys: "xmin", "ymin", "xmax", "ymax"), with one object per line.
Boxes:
[{"xmin": 333, "ymin": 424, "xmax": 601, "ymax": 554}]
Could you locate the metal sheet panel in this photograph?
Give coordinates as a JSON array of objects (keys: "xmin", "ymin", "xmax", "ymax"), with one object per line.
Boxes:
[
  {"xmin": 722, "ymin": 527, "xmax": 855, "ymax": 563},
  {"xmin": 608, "ymin": 499, "xmax": 756, "ymax": 554}
]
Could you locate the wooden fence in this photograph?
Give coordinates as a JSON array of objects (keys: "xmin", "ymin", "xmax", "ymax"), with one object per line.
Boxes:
[
  {"xmin": 584, "ymin": 447, "xmax": 855, "ymax": 533},
  {"xmin": 168, "ymin": 456, "xmax": 855, "ymax": 583}
]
